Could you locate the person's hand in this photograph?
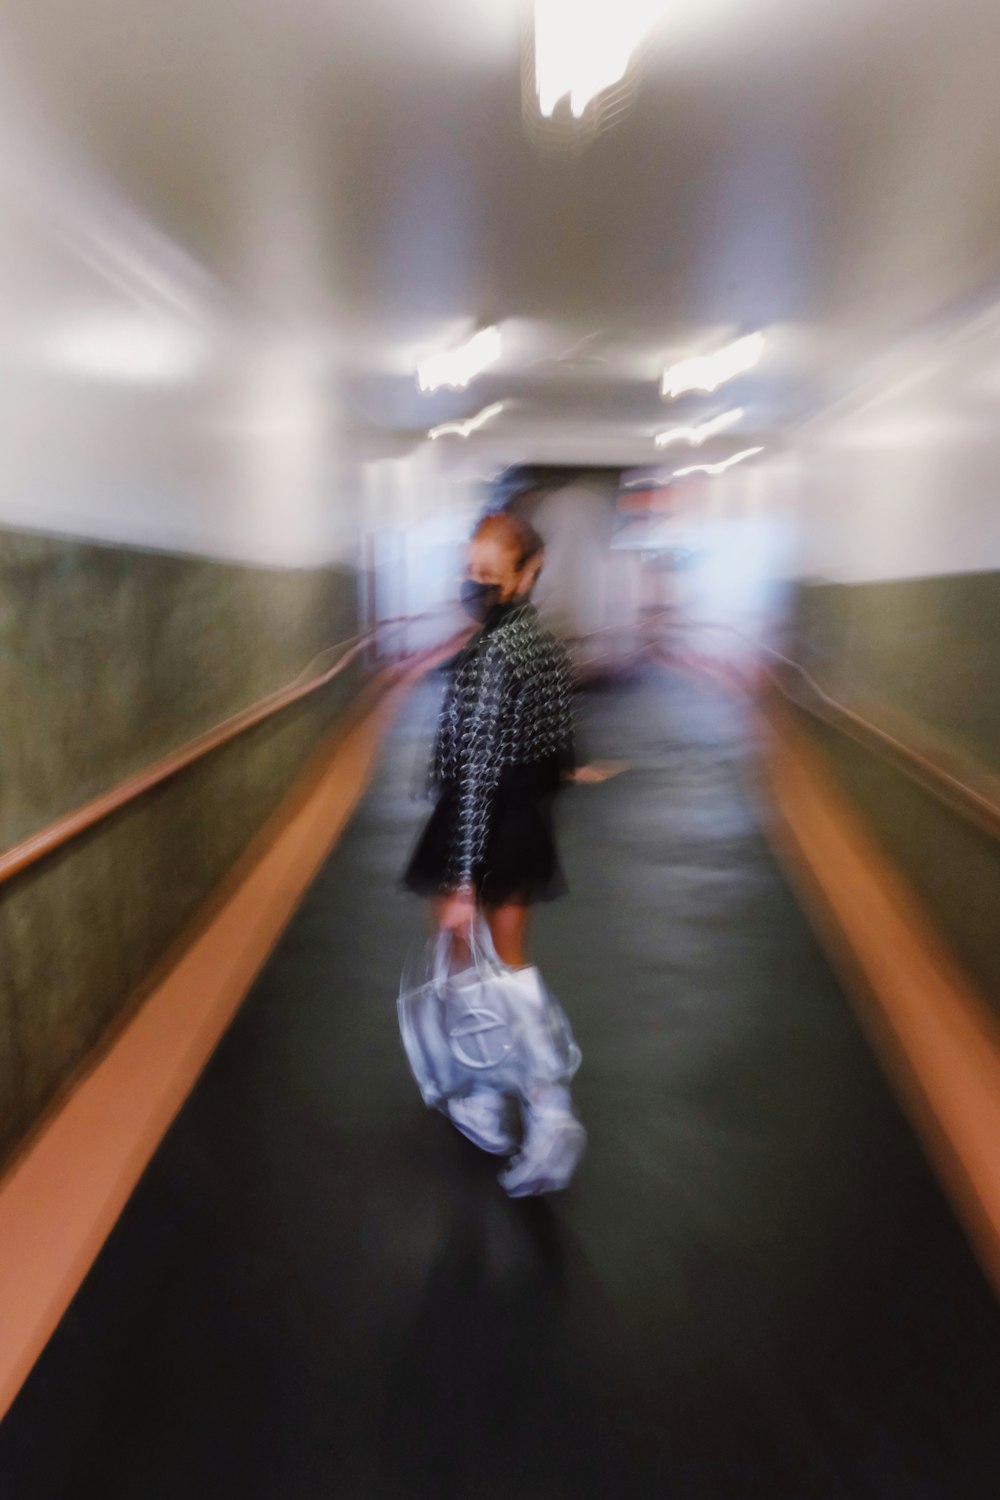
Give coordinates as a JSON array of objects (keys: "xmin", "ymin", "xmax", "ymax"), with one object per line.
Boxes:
[
  {"xmin": 572, "ymin": 760, "xmax": 629, "ymax": 784},
  {"xmin": 439, "ymin": 885, "xmax": 477, "ymax": 935}
]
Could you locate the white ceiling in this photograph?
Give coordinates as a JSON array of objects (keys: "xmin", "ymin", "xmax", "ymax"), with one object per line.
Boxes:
[{"xmin": 2, "ymin": 0, "xmax": 1000, "ymax": 473}]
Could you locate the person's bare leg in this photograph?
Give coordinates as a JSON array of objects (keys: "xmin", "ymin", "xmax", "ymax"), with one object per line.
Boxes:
[{"xmin": 485, "ymin": 902, "xmax": 531, "ymax": 967}]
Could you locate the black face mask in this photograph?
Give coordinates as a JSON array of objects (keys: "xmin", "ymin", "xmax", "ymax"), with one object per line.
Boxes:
[{"xmin": 460, "ymin": 580, "xmax": 503, "ymax": 622}]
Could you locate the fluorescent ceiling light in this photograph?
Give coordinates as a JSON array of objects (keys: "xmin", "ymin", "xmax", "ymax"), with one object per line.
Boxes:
[
  {"xmin": 42, "ymin": 315, "xmax": 207, "ymax": 385},
  {"xmin": 417, "ymin": 326, "xmax": 502, "ymax": 393},
  {"xmin": 673, "ymin": 447, "xmax": 763, "ymax": 478},
  {"xmin": 655, "ymin": 408, "xmax": 743, "ymax": 449},
  {"xmin": 428, "ymin": 402, "xmax": 505, "ymax": 440},
  {"xmin": 662, "ymin": 333, "xmax": 765, "ymax": 399},
  {"xmin": 534, "ymin": 0, "xmax": 658, "ymax": 120}
]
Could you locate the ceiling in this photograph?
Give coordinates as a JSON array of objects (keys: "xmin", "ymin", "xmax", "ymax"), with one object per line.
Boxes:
[{"xmin": 2, "ymin": 0, "xmax": 1000, "ymax": 473}]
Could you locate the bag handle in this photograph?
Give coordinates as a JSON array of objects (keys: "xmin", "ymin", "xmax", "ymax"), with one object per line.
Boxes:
[
  {"xmin": 431, "ymin": 929, "xmax": 455, "ymax": 985},
  {"xmin": 467, "ymin": 915, "xmax": 505, "ymax": 973},
  {"xmin": 431, "ymin": 916, "xmax": 507, "ymax": 984}
]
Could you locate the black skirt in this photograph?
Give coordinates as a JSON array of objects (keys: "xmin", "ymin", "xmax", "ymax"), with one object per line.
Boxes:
[{"xmin": 402, "ymin": 760, "xmax": 568, "ymax": 907}]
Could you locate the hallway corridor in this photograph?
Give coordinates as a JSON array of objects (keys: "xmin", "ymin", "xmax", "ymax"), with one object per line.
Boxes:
[{"xmin": 2, "ymin": 669, "xmax": 999, "ymax": 1499}]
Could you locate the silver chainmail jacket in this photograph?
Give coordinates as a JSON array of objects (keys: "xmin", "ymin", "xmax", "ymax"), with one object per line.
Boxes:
[{"xmin": 430, "ymin": 601, "xmax": 575, "ymax": 889}]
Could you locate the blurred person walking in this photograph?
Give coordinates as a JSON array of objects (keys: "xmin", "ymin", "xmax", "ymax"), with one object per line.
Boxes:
[{"xmin": 403, "ymin": 512, "xmax": 606, "ymax": 1196}]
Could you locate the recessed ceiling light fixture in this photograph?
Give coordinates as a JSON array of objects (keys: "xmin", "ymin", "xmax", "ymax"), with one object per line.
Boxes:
[
  {"xmin": 534, "ymin": 0, "xmax": 659, "ymax": 120},
  {"xmin": 417, "ymin": 326, "xmax": 502, "ymax": 393},
  {"xmin": 654, "ymin": 408, "xmax": 743, "ymax": 449},
  {"xmin": 673, "ymin": 446, "xmax": 763, "ymax": 478},
  {"xmin": 662, "ymin": 333, "xmax": 765, "ymax": 399},
  {"xmin": 428, "ymin": 402, "xmax": 505, "ymax": 440}
]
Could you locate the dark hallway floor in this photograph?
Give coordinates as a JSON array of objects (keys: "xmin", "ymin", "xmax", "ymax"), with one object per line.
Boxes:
[{"xmin": 2, "ymin": 666, "xmax": 1000, "ymax": 1499}]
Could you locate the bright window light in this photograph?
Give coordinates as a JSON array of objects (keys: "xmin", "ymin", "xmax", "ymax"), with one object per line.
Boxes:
[
  {"xmin": 673, "ymin": 446, "xmax": 763, "ymax": 478},
  {"xmin": 417, "ymin": 327, "xmax": 502, "ymax": 393},
  {"xmin": 428, "ymin": 402, "xmax": 505, "ymax": 440},
  {"xmin": 534, "ymin": 0, "xmax": 659, "ymax": 120},
  {"xmin": 654, "ymin": 408, "xmax": 743, "ymax": 449},
  {"xmin": 662, "ymin": 333, "xmax": 765, "ymax": 399}
]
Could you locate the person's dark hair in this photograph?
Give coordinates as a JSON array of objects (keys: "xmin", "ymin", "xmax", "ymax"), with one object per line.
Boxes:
[{"xmin": 473, "ymin": 511, "xmax": 544, "ymax": 570}]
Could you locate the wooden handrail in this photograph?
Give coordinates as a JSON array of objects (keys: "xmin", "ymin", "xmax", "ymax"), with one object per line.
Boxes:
[
  {"xmin": 0, "ymin": 612, "xmax": 460, "ymax": 889},
  {"xmin": 766, "ymin": 664, "xmax": 1000, "ymax": 843},
  {"xmin": 8, "ymin": 601, "xmax": 994, "ymax": 888},
  {"xmin": 656, "ymin": 619, "xmax": 1000, "ymax": 844}
]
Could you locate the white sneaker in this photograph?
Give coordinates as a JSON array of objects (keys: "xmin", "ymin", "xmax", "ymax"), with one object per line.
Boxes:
[
  {"xmin": 446, "ymin": 1093, "xmax": 518, "ymax": 1155},
  {"xmin": 499, "ymin": 1109, "xmax": 587, "ymax": 1198}
]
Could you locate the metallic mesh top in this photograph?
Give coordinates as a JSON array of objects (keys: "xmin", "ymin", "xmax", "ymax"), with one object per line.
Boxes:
[{"xmin": 430, "ymin": 601, "xmax": 575, "ymax": 888}]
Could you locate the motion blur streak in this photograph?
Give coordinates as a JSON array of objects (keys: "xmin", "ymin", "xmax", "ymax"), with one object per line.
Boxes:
[
  {"xmin": 673, "ymin": 445, "xmax": 763, "ymax": 477},
  {"xmin": 428, "ymin": 402, "xmax": 505, "ymax": 440}
]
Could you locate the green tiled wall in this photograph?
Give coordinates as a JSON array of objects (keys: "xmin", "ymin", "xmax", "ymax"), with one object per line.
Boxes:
[{"xmin": 785, "ymin": 573, "xmax": 1000, "ymax": 1014}]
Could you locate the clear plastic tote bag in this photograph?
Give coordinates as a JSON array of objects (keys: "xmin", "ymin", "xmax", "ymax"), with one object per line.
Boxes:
[{"xmin": 397, "ymin": 919, "xmax": 581, "ymax": 1108}]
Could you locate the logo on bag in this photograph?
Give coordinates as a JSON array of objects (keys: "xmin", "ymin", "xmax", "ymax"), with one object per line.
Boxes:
[{"xmin": 447, "ymin": 1007, "xmax": 512, "ymax": 1069}]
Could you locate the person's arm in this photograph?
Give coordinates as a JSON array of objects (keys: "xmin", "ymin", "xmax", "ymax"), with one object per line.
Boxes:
[
  {"xmin": 553, "ymin": 645, "xmax": 627, "ymax": 785},
  {"xmin": 440, "ymin": 639, "xmax": 509, "ymax": 931}
]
